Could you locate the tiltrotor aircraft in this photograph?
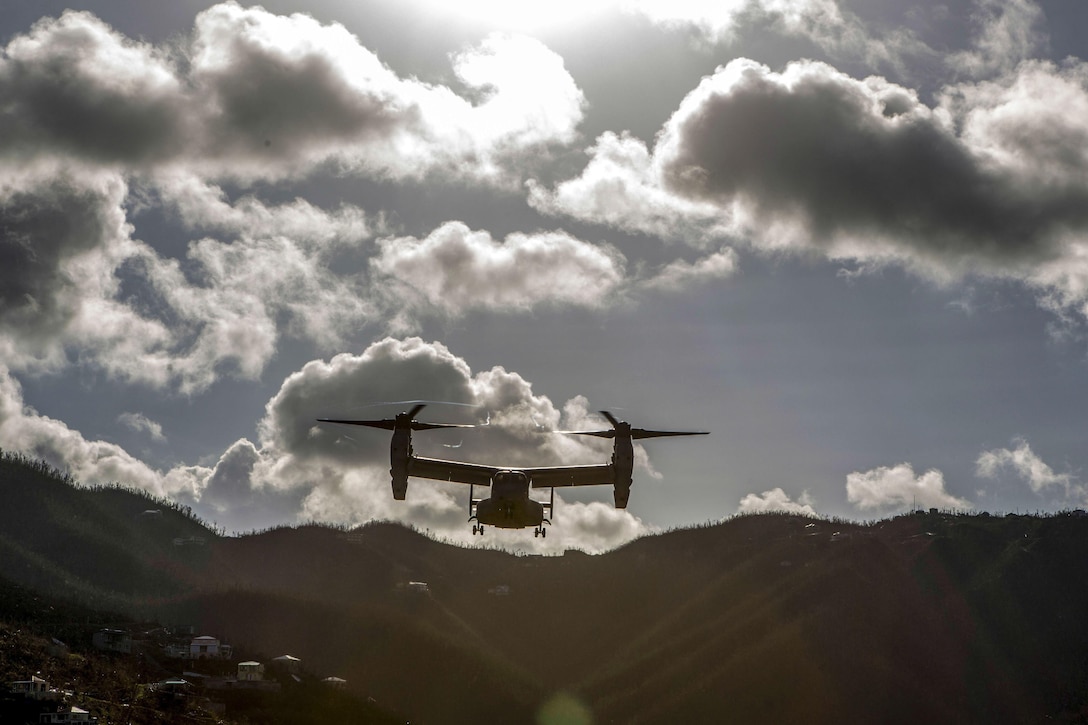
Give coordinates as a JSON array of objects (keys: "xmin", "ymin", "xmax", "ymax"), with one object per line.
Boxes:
[{"xmin": 318, "ymin": 404, "xmax": 707, "ymax": 537}]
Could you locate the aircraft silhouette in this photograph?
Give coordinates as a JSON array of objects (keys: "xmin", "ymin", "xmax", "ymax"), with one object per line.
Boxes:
[{"xmin": 318, "ymin": 404, "xmax": 707, "ymax": 537}]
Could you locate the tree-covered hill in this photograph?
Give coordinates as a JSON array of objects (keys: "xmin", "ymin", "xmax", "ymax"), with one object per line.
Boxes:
[{"xmin": 5, "ymin": 452, "xmax": 1088, "ymax": 723}]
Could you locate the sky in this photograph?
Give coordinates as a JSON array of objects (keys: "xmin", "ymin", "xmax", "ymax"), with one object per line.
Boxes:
[{"xmin": 3, "ymin": 0, "xmax": 1088, "ymax": 553}]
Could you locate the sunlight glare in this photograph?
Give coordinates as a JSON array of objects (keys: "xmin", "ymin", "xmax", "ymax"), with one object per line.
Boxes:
[{"xmin": 415, "ymin": 0, "xmax": 621, "ymax": 32}]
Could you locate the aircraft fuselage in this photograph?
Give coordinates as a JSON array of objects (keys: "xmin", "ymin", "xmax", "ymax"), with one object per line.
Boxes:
[{"xmin": 474, "ymin": 470, "xmax": 546, "ymax": 529}]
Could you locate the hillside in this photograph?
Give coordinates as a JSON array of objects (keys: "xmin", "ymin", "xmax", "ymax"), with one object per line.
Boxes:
[{"xmin": 4, "ymin": 454, "xmax": 1088, "ymax": 723}]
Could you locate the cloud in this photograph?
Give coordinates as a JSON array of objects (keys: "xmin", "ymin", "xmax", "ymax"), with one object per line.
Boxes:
[
  {"xmin": 371, "ymin": 222, "xmax": 626, "ymax": 315},
  {"xmin": 259, "ymin": 337, "xmax": 637, "ymax": 471},
  {"xmin": 629, "ymin": 0, "xmax": 934, "ymax": 78},
  {"xmin": 0, "ymin": 4, "xmax": 595, "ymax": 391},
  {"xmin": 0, "ymin": 166, "xmax": 381, "ymax": 392},
  {"xmin": 976, "ymin": 437, "xmax": 1081, "ymax": 501},
  {"xmin": 0, "ymin": 336, "xmax": 652, "ymax": 549},
  {"xmin": 245, "ymin": 337, "xmax": 655, "ymax": 547},
  {"xmin": 0, "ymin": 4, "xmax": 586, "ymax": 184},
  {"xmin": 0, "ymin": 175, "xmax": 124, "ymax": 346},
  {"xmin": 0, "ymin": 365, "xmax": 166, "ymax": 495},
  {"xmin": 537, "ymin": 56, "xmax": 1088, "ymax": 328},
  {"xmin": 846, "ymin": 463, "xmax": 971, "ymax": 513},
  {"xmin": 949, "ymin": 0, "xmax": 1047, "ymax": 79},
  {"xmin": 0, "ymin": 10, "xmax": 188, "ymax": 168},
  {"xmin": 641, "ymin": 247, "xmax": 738, "ymax": 291},
  {"xmin": 527, "ymin": 131, "xmax": 730, "ymax": 245},
  {"xmin": 737, "ymin": 487, "xmax": 816, "ymax": 516},
  {"xmin": 153, "ymin": 172, "xmax": 374, "ymax": 243},
  {"xmin": 117, "ymin": 412, "xmax": 165, "ymax": 442},
  {"xmin": 0, "ymin": 171, "xmax": 186, "ymax": 380},
  {"xmin": 656, "ymin": 58, "xmax": 1080, "ymax": 271}
]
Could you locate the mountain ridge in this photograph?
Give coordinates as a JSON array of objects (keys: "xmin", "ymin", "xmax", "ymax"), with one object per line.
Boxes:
[{"xmin": 3, "ymin": 453, "xmax": 1088, "ymax": 723}]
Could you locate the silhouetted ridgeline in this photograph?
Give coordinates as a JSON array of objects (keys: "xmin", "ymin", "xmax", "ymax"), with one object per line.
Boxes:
[
  {"xmin": 0, "ymin": 450, "xmax": 215, "ymax": 611},
  {"xmin": 4, "ymin": 452, "xmax": 1088, "ymax": 723}
]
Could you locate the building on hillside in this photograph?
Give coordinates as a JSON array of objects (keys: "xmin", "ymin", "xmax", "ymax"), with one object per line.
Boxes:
[
  {"xmin": 322, "ymin": 676, "xmax": 346, "ymax": 689},
  {"xmin": 271, "ymin": 654, "xmax": 301, "ymax": 675},
  {"xmin": 172, "ymin": 535, "xmax": 206, "ymax": 547},
  {"xmin": 151, "ymin": 678, "xmax": 192, "ymax": 702},
  {"xmin": 189, "ymin": 635, "xmax": 232, "ymax": 659},
  {"xmin": 166, "ymin": 635, "xmax": 233, "ymax": 659},
  {"xmin": 92, "ymin": 629, "xmax": 132, "ymax": 654},
  {"xmin": 136, "ymin": 509, "xmax": 163, "ymax": 521},
  {"xmin": 38, "ymin": 705, "xmax": 97, "ymax": 723},
  {"xmin": 488, "ymin": 584, "xmax": 510, "ymax": 596},
  {"xmin": 9, "ymin": 675, "xmax": 61, "ymax": 701},
  {"xmin": 237, "ymin": 661, "xmax": 265, "ymax": 681}
]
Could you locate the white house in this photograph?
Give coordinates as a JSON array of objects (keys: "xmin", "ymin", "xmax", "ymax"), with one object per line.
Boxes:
[
  {"xmin": 9, "ymin": 675, "xmax": 59, "ymax": 700},
  {"xmin": 271, "ymin": 654, "xmax": 301, "ymax": 674},
  {"xmin": 237, "ymin": 661, "xmax": 265, "ymax": 681},
  {"xmin": 38, "ymin": 706, "xmax": 97, "ymax": 723},
  {"xmin": 189, "ymin": 635, "xmax": 233, "ymax": 659}
]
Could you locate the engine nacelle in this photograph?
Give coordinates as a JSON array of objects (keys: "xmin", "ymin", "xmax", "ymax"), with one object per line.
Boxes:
[
  {"xmin": 390, "ymin": 427, "xmax": 412, "ymax": 500},
  {"xmin": 612, "ymin": 434, "xmax": 635, "ymax": 509}
]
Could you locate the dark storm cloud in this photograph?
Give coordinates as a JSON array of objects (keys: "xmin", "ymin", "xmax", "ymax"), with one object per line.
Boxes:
[
  {"xmin": 0, "ymin": 11, "xmax": 188, "ymax": 165},
  {"xmin": 0, "ymin": 177, "xmax": 124, "ymax": 340},
  {"xmin": 658, "ymin": 58, "xmax": 1085, "ymax": 271}
]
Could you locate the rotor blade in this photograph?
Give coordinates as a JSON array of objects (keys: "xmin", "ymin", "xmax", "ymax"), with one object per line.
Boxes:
[
  {"xmin": 631, "ymin": 429, "xmax": 710, "ymax": 440},
  {"xmin": 317, "ymin": 418, "xmax": 396, "ymax": 430},
  {"xmin": 600, "ymin": 410, "xmax": 621, "ymax": 428},
  {"xmin": 407, "ymin": 403, "xmax": 426, "ymax": 419},
  {"xmin": 559, "ymin": 429, "xmax": 616, "ymax": 438},
  {"xmin": 411, "ymin": 422, "xmax": 476, "ymax": 431}
]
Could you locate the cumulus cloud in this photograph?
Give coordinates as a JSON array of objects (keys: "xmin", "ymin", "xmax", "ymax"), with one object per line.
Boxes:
[
  {"xmin": 737, "ymin": 487, "xmax": 816, "ymax": 516},
  {"xmin": 0, "ymin": 171, "xmax": 186, "ymax": 380},
  {"xmin": 0, "ymin": 365, "xmax": 166, "ymax": 494},
  {"xmin": 537, "ymin": 56, "xmax": 1088, "ymax": 327},
  {"xmin": 656, "ymin": 58, "xmax": 1083, "ymax": 271},
  {"xmin": 0, "ymin": 10, "xmax": 187, "ymax": 168},
  {"xmin": 0, "ymin": 175, "xmax": 123, "ymax": 345},
  {"xmin": 976, "ymin": 437, "xmax": 1081, "ymax": 501},
  {"xmin": 117, "ymin": 412, "xmax": 165, "ymax": 442},
  {"xmin": 0, "ymin": 4, "xmax": 596, "ymax": 390},
  {"xmin": 0, "ymin": 165, "xmax": 628, "ymax": 394},
  {"xmin": 0, "ymin": 168, "xmax": 374, "ymax": 392},
  {"xmin": 0, "ymin": 4, "xmax": 585, "ymax": 184},
  {"xmin": 527, "ymin": 131, "xmax": 730, "ymax": 245},
  {"xmin": 846, "ymin": 463, "xmax": 972, "ymax": 513},
  {"xmin": 248, "ymin": 337, "xmax": 653, "ymax": 548},
  {"xmin": 372, "ymin": 221, "xmax": 626, "ymax": 315}
]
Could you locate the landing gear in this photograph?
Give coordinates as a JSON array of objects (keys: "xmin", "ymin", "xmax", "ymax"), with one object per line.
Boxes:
[
  {"xmin": 472, "ymin": 524, "xmax": 484, "ymax": 536},
  {"xmin": 534, "ymin": 526, "xmax": 547, "ymax": 538}
]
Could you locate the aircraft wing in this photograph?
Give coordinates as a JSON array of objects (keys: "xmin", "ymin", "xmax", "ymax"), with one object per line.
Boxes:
[
  {"xmin": 408, "ymin": 458, "xmax": 614, "ymax": 488},
  {"xmin": 524, "ymin": 464, "xmax": 614, "ymax": 488},
  {"xmin": 409, "ymin": 456, "xmax": 498, "ymax": 486}
]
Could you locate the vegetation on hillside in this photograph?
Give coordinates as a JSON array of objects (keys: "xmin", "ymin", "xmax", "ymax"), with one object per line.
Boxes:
[{"xmin": 5, "ymin": 452, "xmax": 1088, "ymax": 723}]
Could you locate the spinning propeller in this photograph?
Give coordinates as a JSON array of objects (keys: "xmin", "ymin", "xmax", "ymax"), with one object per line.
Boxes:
[
  {"xmin": 560, "ymin": 410, "xmax": 709, "ymax": 440},
  {"xmin": 318, "ymin": 403, "xmax": 475, "ymax": 431}
]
